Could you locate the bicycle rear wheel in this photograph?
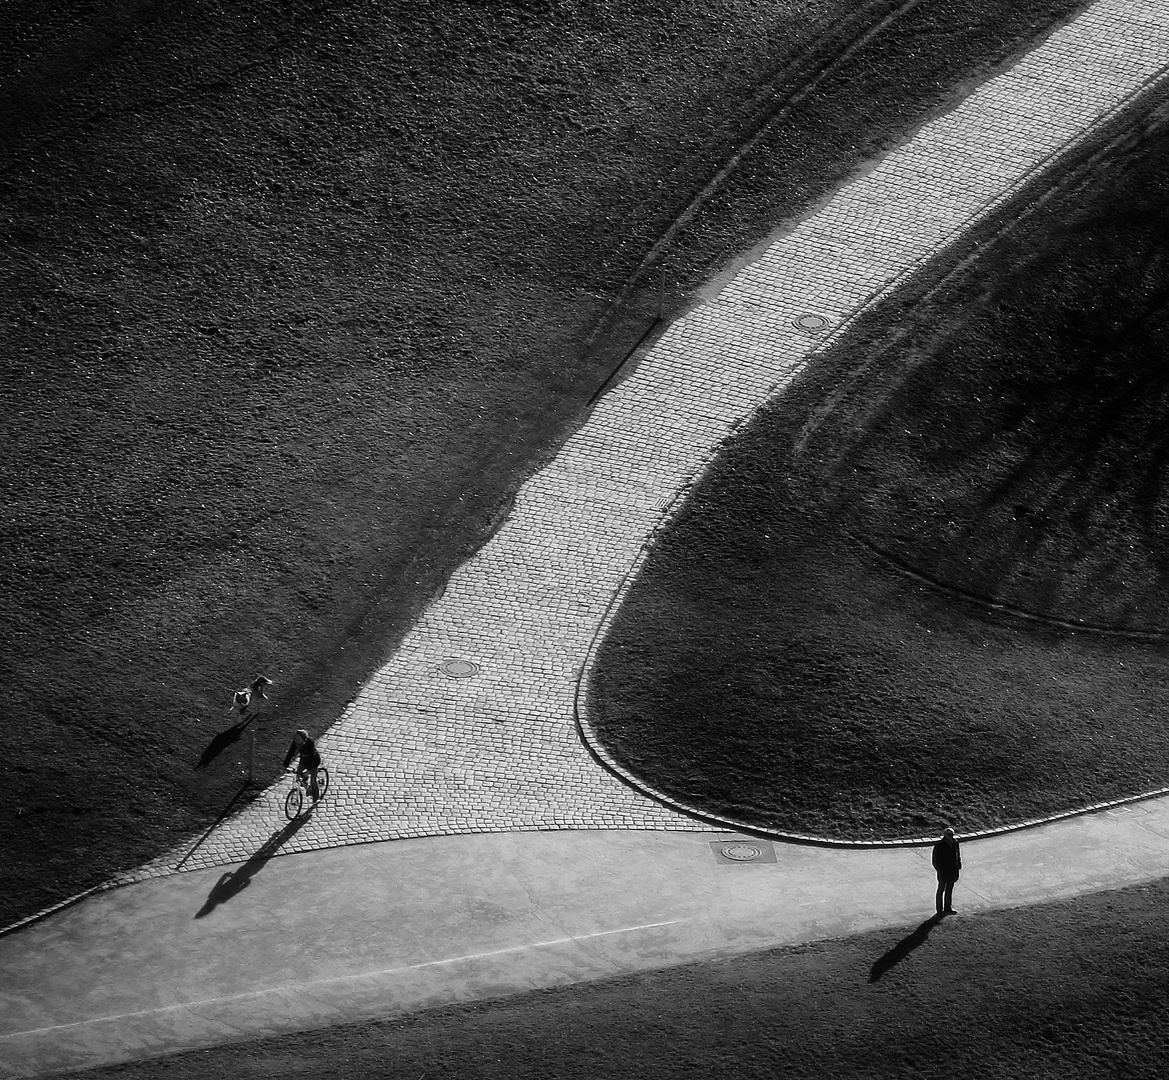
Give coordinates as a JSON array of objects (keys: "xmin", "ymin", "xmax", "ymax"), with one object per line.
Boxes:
[
  {"xmin": 284, "ymin": 785, "xmax": 303, "ymax": 820},
  {"xmin": 316, "ymin": 766, "xmax": 330, "ymax": 800}
]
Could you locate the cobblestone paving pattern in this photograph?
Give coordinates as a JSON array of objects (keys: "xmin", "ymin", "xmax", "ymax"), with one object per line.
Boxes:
[{"xmin": 127, "ymin": 0, "xmax": 1169, "ymax": 880}]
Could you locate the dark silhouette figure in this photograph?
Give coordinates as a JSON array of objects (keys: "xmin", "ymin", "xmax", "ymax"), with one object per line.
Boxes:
[
  {"xmin": 194, "ymin": 817, "xmax": 304, "ymax": 918},
  {"xmin": 194, "ymin": 718, "xmax": 252, "ymax": 770},
  {"xmin": 869, "ymin": 914, "xmax": 944, "ymax": 982},
  {"xmin": 283, "ymin": 728, "xmax": 321, "ymax": 801},
  {"xmin": 932, "ymin": 828, "xmax": 962, "ymax": 915}
]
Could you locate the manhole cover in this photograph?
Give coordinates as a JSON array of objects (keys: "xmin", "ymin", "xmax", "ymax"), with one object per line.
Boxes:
[
  {"xmin": 438, "ymin": 659, "xmax": 479, "ymax": 678},
  {"xmin": 722, "ymin": 843, "xmax": 764, "ymax": 861},
  {"xmin": 793, "ymin": 313, "xmax": 830, "ymax": 332},
  {"xmin": 710, "ymin": 839, "xmax": 777, "ymax": 864}
]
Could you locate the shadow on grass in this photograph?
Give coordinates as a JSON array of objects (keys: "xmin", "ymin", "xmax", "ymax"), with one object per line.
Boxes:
[
  {"xmin": 194, "ymin": 816, "xmax": 307, "ymax": 919},
  {"xmin": 869, "ymin": 914, "xmax": 945, "ymax": 982},
  {"xmin": 175, "ymin": 779, "xmax": 254, "ymax": 871},
  {"xmin": 194, "ymin": 718, "xmax": 252, "ymax": 771}
]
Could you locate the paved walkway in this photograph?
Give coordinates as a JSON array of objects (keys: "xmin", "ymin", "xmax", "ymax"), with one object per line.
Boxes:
[
  {"xmin": 5, "ymin": 803, "xmax": 1169, "ymax": 1077},
  {"xmin": 5, "ymin": 2, "xmax": 1169, "ymax": 1076},
  {"xmin": 115, "ymin": 0, "xmax": 1169, "ymax": 881}
]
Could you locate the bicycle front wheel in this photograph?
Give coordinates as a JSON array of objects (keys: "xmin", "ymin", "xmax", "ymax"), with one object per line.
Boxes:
[
  {"xmin": 284, "ymin": 785, "xmax": 303, "ymax": 820},
  {"xmin": 316, "ymin": 767, "xmax": 330, "ymax": 800}
]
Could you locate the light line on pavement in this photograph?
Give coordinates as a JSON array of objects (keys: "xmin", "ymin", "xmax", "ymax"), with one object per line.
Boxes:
[{"xmin": 1, "ymin": 918, "xmax": 689, "ymax": 1040}]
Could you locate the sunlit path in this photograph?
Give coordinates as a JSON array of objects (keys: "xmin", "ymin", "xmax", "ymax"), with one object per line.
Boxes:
[{"xmin": 117, "ymin": 0, "xmax": 1169, "ymax": 878}]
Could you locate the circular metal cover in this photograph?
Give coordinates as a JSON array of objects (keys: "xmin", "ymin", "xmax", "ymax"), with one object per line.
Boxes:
[
  {"xmin": 793, "ymin": 314, "xmax": 830, "ymax": 332},
  {"xmin": 438, "ymin": 659, "xmax": 479, "ymax": 678},
  {"xmin": 721, "ymin": 842, "xmax": 764, "ymax": 862}
]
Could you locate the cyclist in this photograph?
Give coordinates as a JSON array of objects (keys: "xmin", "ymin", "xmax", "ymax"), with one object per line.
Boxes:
[{"xmin": 282, "ymin": 728, "xmax": 321, "ymax": 802}]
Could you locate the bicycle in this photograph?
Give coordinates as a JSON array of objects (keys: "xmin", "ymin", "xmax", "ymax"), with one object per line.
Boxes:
[{"xmin": 284, "ymin": 763, "xmax": 330, "ymax": 820}]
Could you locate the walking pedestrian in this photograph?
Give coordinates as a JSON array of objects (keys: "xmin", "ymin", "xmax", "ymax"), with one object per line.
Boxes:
[
  {"xmin": 227, "ymin": 676, "xmax": 272, "ymax": 783},
  {"xmin": 932, "ymin": 827, "xmax": 962, "ymax": 915},
  {"xmin": 227, "ymin": 675, "xmax": 272, "ymax": 724}
]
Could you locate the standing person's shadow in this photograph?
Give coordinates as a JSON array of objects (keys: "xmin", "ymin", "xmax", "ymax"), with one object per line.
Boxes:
[
  {"xmin": 194, "ymin": 718, "xmax": 252, "ymax": 771},
  {"xmin": 869, "ymin": 914, "xmax": 944, "ymax": 982},
  {"xmin": 194, "ymin": 817, "xmax": 305, "ymax": 919}
]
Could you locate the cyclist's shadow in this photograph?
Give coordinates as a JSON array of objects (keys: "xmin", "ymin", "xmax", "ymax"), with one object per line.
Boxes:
[{"xmin": 194, "ymin": 816, "xmax": 307, "ymax": 919}]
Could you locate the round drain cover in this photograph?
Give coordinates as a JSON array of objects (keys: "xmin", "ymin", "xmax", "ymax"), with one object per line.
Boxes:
[
  {"xmin": 793, "ymin": 314, "xmax": 830, "ymax": 332},
  {"xmin": 438, "ymin": 659, "xmax": 479, "ymax": 678},
  {"xmin": 721, "ymin": 843, "xmax": 764, "ymax": 862}
]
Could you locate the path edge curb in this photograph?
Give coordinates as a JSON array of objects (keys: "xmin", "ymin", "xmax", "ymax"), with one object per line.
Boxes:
[
  {"xmin": 0, "ymin": 881, "xmax": 122, "ymax": 940},
  {"xmin": 573, "ymin": 57, "xmax": 1169, "ymax": 852}
]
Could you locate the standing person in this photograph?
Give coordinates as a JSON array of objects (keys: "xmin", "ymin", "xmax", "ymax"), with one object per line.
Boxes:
[
  {"xmin": 227, "ymin": 676, "xmax": 272, "ymax": 783},
  {"xmin": 932, "ymin": 827, "xmax": 962, "ymax": 915},
  {"xmin": 227, "ymin": 688, "xmax": 250, "ymax": 723},
  {"xmin": 247, "ymin": 675, "xmax": 272, "ymax": 714},
  {"xmin": 283, "ymin": 728, "xmax": 321, "ymax": 802},
  {"xmin": 227, "ymin": 676, "xmax": 272, "ymax": 724}
]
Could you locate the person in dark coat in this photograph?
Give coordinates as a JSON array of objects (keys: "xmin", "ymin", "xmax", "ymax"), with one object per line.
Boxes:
[
  {"xmin": 932, "ymin": 827, "xmax": 962, "ymax": 914},
  {"xmin": 283, "ymin": 728, "xmax": 321, "ymax": 801}
]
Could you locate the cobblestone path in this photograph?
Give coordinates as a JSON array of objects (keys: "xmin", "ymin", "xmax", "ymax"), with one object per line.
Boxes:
[{"xmin": 130, "ymin": 0, "xmax": 1169, "ymax": 880}]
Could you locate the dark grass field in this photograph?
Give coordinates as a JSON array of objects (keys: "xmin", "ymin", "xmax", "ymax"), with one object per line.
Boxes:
[
  {"xmin": 589, "ymin": 79, "xmax": 1169, "ymax": 840},
  {"xmin": 59, "ymin": 878, "xmax": 1169, "ymax": 1079},
  {"xmin": 0, "ymin": 0, "xmax": 1084, "ymax": 927}
]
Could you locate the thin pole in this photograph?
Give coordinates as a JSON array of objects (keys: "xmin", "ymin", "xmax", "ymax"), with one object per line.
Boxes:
[{"xmin": 248, "ymin": 717, "xmax": 256, "ymax": 785}]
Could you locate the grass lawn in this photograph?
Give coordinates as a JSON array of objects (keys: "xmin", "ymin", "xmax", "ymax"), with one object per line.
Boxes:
[
  {"xmin": 59, "ymin": 878, "xmax": 1169, "ymax": 1079},
  {"xmin": 0, "ymin": 0, "xmax": 1084, "ymax": 927},
  {"xmin": 589, "ymin": 78, "xmax": 1169, "ymax": 840}
]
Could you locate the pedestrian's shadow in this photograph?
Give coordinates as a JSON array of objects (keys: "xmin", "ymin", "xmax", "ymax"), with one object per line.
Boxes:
[
  {"xmin": 869, "ymin": 913, "xmax": 945, "ymax": 982},
  {"xmin": 194, "ymin": 718, "xmax": 252, "ymax": 771},
  {"xmin": 194, "ymin": 817, "xmax": 306, "ymax": 919}
]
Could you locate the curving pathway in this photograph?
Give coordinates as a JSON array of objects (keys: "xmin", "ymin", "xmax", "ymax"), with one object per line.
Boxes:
[
  {"xmin": 5, "ymin": 2, "xmax": 1169, "ymax": 1075},
  {"xmin": 6, "ymin": 807, "xmax": 1169, "ymax": 1076},
  {"xmin": 112, "ymin": 0, "xmax": 1169, "ymax": 881}
]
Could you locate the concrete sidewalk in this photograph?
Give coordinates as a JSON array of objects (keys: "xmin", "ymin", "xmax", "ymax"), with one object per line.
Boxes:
[{"xmin": 5, "ymin": 799, "xmax": 1169, "ymax": 1078}]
